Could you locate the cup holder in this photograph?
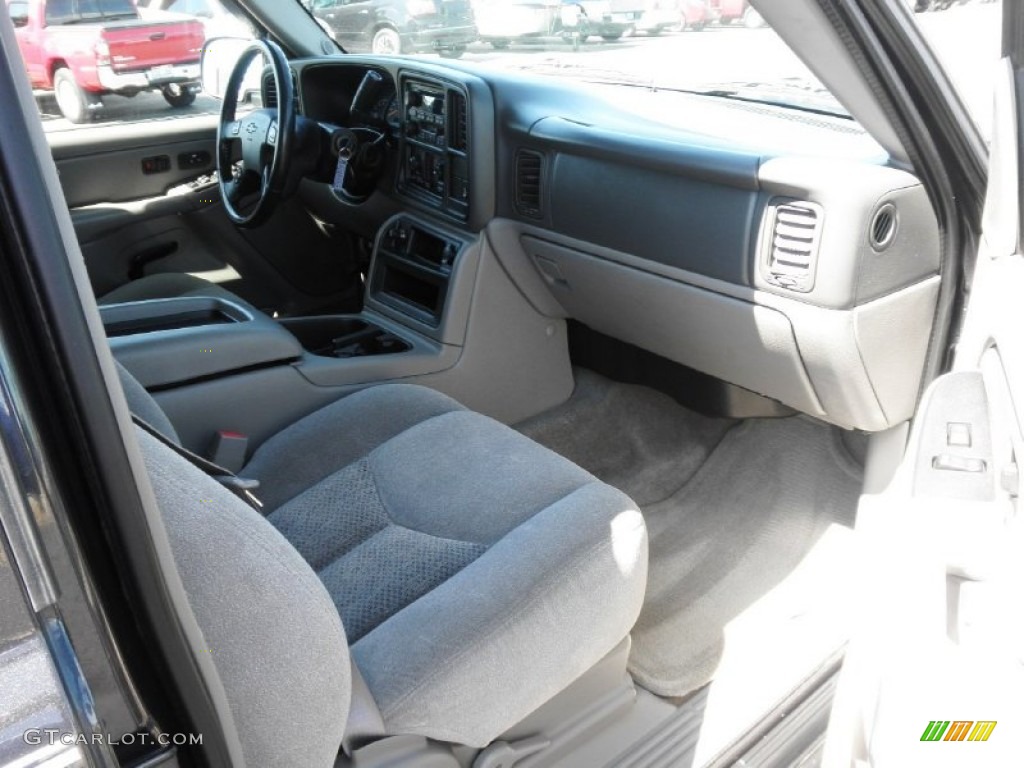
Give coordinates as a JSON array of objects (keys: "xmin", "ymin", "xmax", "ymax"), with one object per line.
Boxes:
[{"xmin": 280, "ymin": 316, "xmax": 411, "ymax": 359}]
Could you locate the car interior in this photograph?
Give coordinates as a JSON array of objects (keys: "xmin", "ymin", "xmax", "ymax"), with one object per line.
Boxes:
[{"xmin": 2, "ymin": 0, "xmax": 960, "ymax": 764}]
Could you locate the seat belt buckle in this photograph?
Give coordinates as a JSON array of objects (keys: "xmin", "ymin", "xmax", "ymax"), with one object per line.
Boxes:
[{"xmin": 208, "ymin": 430, "xmax": 248, "ymax": 474}]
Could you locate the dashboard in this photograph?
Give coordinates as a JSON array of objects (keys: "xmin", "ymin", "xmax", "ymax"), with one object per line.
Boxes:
[
  {"xmin": 284, "ymin": 55, "xmax": 941, "ymax": 434},
  {"xmin": 290, "ymin": 63, "xmax": 475, "ymax": 223}
]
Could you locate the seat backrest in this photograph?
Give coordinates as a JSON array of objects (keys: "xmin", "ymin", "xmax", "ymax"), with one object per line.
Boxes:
[
  {"xmin": 116, "ymin": 360, "xmax": 180, "ymax": 444},
  {"xmin": 123, "ymin": 360, "xmax": 351, "ymax": 767}
]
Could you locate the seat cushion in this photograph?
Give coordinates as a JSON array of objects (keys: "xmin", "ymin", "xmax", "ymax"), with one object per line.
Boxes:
[
  {"xmin": 98, "ymin": 272, "xmax": 245, "ymax": 307},
  {"xmin": 250, "ymin": 383, "xmax": 649, "ymax": 747},
  {"xmin": 243, "ymin": 383, "xmax": 466, "ymax": 510}
]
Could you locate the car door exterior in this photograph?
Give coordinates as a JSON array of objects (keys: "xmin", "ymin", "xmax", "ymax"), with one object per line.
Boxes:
[
  {"xmin": 9, "ymin": 0, "xmax": 46, "ymax": 86},
  {"xmin": 314, "ymin": 0, "xmax": 375, "ymax": 44}
]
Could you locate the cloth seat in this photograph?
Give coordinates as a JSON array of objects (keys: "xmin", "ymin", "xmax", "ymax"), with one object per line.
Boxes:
[
  {"xmin": 121, "ymin": 365, "xmax": 648, "ymax": 764},
  {"xmin": 98, "ymin": 273, "xmax": 242, "ymax": 306}
]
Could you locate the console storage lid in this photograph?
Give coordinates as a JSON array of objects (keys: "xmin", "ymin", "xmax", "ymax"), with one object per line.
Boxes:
[{"xmin": 102, "ymin": 296, "xmax": 303, "ymax": 388}]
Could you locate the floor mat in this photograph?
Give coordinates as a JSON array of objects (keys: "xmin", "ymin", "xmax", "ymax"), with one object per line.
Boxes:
[
  {"xmin": 517, "ymin": 369, "xmax": 734, "ymax": 506},
  {"xmin": 518, "ymin": 369, "xmax": 863, "ymax": 698}
]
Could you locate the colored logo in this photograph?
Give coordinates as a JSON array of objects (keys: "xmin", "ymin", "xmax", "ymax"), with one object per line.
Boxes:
[{"xmin": 921, "ymin": 721, "xmax": 997, "ymax": 742}]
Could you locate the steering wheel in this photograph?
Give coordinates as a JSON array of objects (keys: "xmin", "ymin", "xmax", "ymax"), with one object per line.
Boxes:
[{"xmin": 217, "ymin": 40, "xmax": 295, "ymax": 228}]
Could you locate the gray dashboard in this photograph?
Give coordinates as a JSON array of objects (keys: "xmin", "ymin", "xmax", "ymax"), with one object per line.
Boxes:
[{"xmin": 292, "ymin": 56, "xmax": 940, "ymax": 431}]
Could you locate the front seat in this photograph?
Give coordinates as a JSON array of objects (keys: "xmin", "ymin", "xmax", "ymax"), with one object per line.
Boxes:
[
  {"xmin": 98, "ymin": 273, "xmax": 241, "ymax": 306},
  {"xmin": 117, "ymin": 364, "xmax": 649, "ymax": 765}
]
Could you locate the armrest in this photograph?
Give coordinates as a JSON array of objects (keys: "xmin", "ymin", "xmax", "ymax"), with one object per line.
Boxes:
[{"xmin": 103, "ymin": 296, "xmax": 302, "ymax": 388}]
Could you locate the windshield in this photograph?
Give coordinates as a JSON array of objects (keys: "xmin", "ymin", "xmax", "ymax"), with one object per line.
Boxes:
[
  {"xmin": 298, "ymin": 0, "xmax": 1000, "ymax": 137},
  {"xmin": 301, "ymin": 0, "xmax": 850, "ymax": 116},
  {"xmin": 21, "ymin": 0, "xmax": 998, "ymax": 139}
]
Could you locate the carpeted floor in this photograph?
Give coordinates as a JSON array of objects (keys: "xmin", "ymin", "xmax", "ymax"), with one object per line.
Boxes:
[
  {"xmin": 516, "ymin": 368, "xmax": 734, "ymax": 506},
  {"xmin": 517, "ymin": 369, "xmax": 863, "ymax": 698}
]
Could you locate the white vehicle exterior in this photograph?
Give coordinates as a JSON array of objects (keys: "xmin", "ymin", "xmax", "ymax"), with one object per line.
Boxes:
[
  {"xmin": 608, "ymin": 0, "xmax": 679, "ymax": 34},
  {"xmin": 472, "ymin": 0, "xmax": 560, "ymax": 39}
]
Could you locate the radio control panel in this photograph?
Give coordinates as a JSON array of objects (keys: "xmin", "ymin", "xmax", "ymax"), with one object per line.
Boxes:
[{"xmin": 398, "ymin": 77, "xmax": 470, "ymax": 221}]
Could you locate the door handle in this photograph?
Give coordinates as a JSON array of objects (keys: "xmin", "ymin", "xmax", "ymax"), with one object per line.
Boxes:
[{"xmin": 932, "ymin": 454, "xmax": 987, "ymax": 473}]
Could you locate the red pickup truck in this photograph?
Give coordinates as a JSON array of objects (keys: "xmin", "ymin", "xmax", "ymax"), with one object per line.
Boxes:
[{"xmin": 9, "ymin": 0, "xmax": 205, "ymax": 123}]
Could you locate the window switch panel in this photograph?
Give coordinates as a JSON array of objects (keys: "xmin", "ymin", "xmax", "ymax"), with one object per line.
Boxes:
[
  {"xmin": 141, "ymin": 155, "xmax": 171, "ymax": 174},
  {"xmin": 947, "ymin": 422, "xmax": 973, "ymax": 447}
]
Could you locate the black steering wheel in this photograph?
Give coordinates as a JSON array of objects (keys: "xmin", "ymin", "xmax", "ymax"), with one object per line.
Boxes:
[{"xmin": 217, "ymin": 40, "xmax": 295, "ymax": 228}]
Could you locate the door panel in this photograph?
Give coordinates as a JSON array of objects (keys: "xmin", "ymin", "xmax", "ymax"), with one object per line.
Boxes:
[
  {"xmin": 50, "ymin": 117, "xmax": 218, "ymax": 207},
  {"xmin": 823, "ymin": 52, "xmax": 1024, "ymax": 768},
  {"xmin": 50, "ymin": 116, "xmax": 362, "ymax": 314}
]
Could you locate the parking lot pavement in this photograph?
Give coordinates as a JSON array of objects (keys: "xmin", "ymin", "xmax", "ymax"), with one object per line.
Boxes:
[
  {"xmin": 37, "ymin": 90, "xmax": 223, "ymax": 133},
  {"xmin": 34, "ymin": 2, "xmax": 1000, "ymax": 135}
]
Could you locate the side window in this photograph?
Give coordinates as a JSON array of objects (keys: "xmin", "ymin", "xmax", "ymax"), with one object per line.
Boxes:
[
  {"xmin": 167, "ymin": 0, "xmax": 198, "ymax": 14},
  {"xmin": 43, "ymin": 0, "xmax": 75, "ymax": 25},
  {"xmin": 11, "ymin": 0, "xmax": 257, "ymax": 132},
  {"xmin": 191, "ymin": 0, "xmax": 215, "ymax": 18},
  {"xmin": 9, "ymin": 0, "xmax": 29, "ymax": 26},
  {"xmin": 910, "ymin": 2, "xmax": 1002, "ymax": 140},
  {"xmin": 78, "ymin": 0, "xmax": 137, "ymax": 15}
]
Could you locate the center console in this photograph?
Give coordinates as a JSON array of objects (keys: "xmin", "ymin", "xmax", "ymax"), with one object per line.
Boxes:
[
  {"xmin": 101, "ymin": 294, "xmax": 419, "ymax": 392},
  {"xmin": 101, "ymin": 296, "xmax": 304, "ymax": 389},
  {"xmin": 369, "ymin": 215, "xmax": 468, "ymax": 331},
  {"xmin": 280, "ymin": 316, "xmax": 410, "ymax": 358},
  {"xmin": 102, "ymin": 212, "xmax": 472, "ymax": 391},
  {"xmin": 101, "ymin": 195, "xmax": 480, "ymax": 457}
]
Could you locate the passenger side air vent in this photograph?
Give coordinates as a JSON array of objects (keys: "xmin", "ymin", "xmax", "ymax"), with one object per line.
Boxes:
[
  {"xmin": 869, "ymin": 202, "xmax": 898, "ymax": 251},
  {"xmin": 763, "ymin": 200, "xmax": 823, "ymax": 293},
  {"xmin": 515, "ymin": 150, "xmax": 544, "ymax": 219},
  {"xmin": 449, "ymin": 91, "xmax": 468, "ymax": 152}
]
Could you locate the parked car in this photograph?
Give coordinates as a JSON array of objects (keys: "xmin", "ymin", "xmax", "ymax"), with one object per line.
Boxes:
[
  {"xmin": 573, "ymin": 0, "xmax": 634, "ymax": 40},
  {"xmin": 607, "ymin": 0, "xmax": 679, "ymax": 36},
  {"xmin": 472, "ymin": 0, "xmax": 625, "ymax": 48},
  {"xmin": 8, "ymin": 0, "xmax": 205, "ymax": 122},
  {"xmin": 707, "ymin": 0, "xmax": 764, "ymax": 27},
  {"xmin": 136, "ymin": 0, "xmax": 257, "ymax": 41},
  {"xmin": 307, "ymin": 0, "xmax": 477, "ymax": 56},
  {"xmin": 473, "ymin": 0, "xmax": 561, "ymax": 48},
  {"xmin": 679, "ymin": 0, "xmax": 708, "ymax": 30}
]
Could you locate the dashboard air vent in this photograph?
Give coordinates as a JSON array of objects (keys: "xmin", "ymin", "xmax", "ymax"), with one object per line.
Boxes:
[
  {"xmin": 869, "ymin": 202, "xmax": 898, "ymax": 251},
  {"xmin": 515, "ymin": 150, "xmax": 544, "ymax": 219},
  {"xmin": 262, "ymin": 71, "xmax": 276, "ymax": 109},
  {"xmin": 764, "ymin": 200, "xmax": 822, "ymax": 293},
  {"xmin": 449, "ymin": 91, "xmax": 468, "ymax": 152},
  {"xmin": 261, "ymin": 69, "xmax": 297, "ymax": 111}
]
